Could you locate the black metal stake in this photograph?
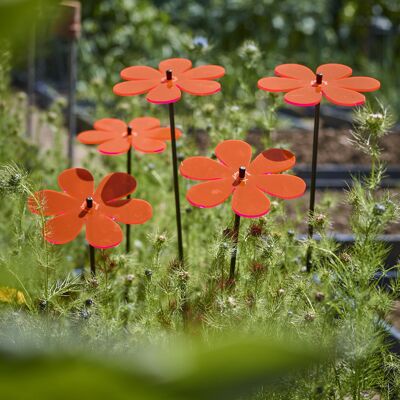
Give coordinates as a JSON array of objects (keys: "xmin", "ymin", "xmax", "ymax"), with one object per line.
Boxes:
[
  {"xmin": 67, "ymin": 35, "xmax": 77, "ymax": 167},
  {"xmin": 166, "ymin": 69, "xmax": 184, "ymax": 264},
  {"xmin": 306, "ymin": 73, "xmax": 322, "ymax": 272},
  {"xmin": 126, "ymin": 125, "xmax": 132, "ymax": 253},
  {"xmin": 26, "ymin": 23, "xmax": 36, "ymax": 138},
  {"xmin": 86, "ymin": 197, "xmax": 96, "ymax": 275},
  {"xmin": 229, "ymin": 166, "xmax": 246, "ymax": 282}
]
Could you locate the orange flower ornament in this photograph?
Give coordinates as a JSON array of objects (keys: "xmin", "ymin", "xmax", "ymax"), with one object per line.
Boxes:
[
  {"xmin": 180, "ymin": 140, "xmax": 306, "ymax": 218},
  {"xmin": 113, "ymin": 58, "xmax": 225, "ymax": 104},
  {"xmin": 77, "ymin": 117, "xmax": 182, "ymax": 155},
  {"xmin": 258, "ymin": 63, "xmax": 380, "ymax": 107},
  {"xmin": 28, "ymin": 168, "xmax": 152, "ymax": 248}
]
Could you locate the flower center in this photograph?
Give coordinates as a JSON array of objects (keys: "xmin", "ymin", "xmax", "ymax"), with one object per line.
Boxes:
[
  {"xmin": 124, "ymin": 125, "xmax": 138, "ymax": 137},
  {"xmin": 86, "ymin": 197, "xmax": 93, "ymax": 208},
  {"xmin": 161, "ymin": 69, "xmax": 177, "ymax": 84},
  {"xmin": 233, "ymin": 166, "xmax": 248, "ymax": 185},
  {"xmin": 80, "ymin": 197, "xmax": 99, "ymax": 215},
  {"xmin": 311, "ymin": 72, "xmax": 326, "ymax": 87}
]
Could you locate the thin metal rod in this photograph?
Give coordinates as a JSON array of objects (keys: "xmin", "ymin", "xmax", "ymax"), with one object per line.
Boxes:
[
  {"xmin": 306, "ymin": 102, "xmax": 321, "ymax": 271},
  {"xmin": 67, "ymin": 36, "xmax": 78, "ymax": 167},
  {"xmin": 168, "ymin": 102, "xmax": 184, "ymax": 263},
  {"xmin": 229, "ymin": 213, "xmax": 241, "ymax": 281},
  {"xmin": 126, "ymin": 143, "xmax": 132, "ymax": 253},
  {"xmin": 89, "ymin": 245, "xmax": 95, "ymax": 276},
  {"xmin": 26, "ymin": 24, "xmax": 36, "ymax": 138}
]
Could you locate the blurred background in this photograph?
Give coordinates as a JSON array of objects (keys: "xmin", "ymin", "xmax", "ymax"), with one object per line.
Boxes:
[{"xmin": 8, "ymin": 0, "xmax": 400, "ymax": 117}]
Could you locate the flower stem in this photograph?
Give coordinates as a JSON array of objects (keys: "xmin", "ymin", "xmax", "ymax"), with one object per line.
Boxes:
[
  {"xmin": 168, "ymin": 102, "xmax": 184, "ymax": 264},
  {"xmin": 126, "ymin": 142, "xmax": 132, "ymax": 253},
  {"xmin": 306, "ymin": 102, "xmax": 321, "ymax": 272},
  {"xmin": 89, "ymin": 245, "xmax": 96, "ymax": 276},
  {"xmin": 229, "ymin": 213, "xmax": 241, "ymax": 282}
]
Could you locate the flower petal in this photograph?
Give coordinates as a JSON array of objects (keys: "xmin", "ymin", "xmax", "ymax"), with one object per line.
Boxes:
[
  {"xmin": 258, "ymin": 77, "xmax": 305, "ymax": 92},
  {"xmin": 145, "ymin": 127, "xmax": 182, "ymax": 140},
  {"xmin": 176, "ymin": 79, "xmax": 221, "ymax": 96},
  {"xmin": 45, "ymin": 212, "xmax": 84, "ymax": 245},
  {"xmin": 181, "ymin": 65, "xmax": 225, "ymax": 79},
  {"xmin": 77, "ymin": 130, "xmax": 120, "ymax": 145},
  {"xmin": 98, "ymin": 137, "xmax": 130, "ymax": 155},
  {"xmin": 316, "ymin": 64, "xmax": 352, "ymax": 80},
  {"xmin": 58, "ymin": 168, "xmax": 94, "ymax": 200},
  {"xmin": 94, "ymin": 118, "xmax": 126, "ymax": 133},
  {"xmin": 249, "ymin": 148, "xmax": 296, "ymax": 174},
  {"xmin": 275, "ymin": 64, "xmax": 315, "ymax": 80},
  {"xmin": 323, "ymin": 85, "xmax": 365, "ymax": 106},
  {"xmin": 231, "ymin": 184, "xmax": 270, "ymax": 218},
  {"xmin": 284, "ymin": 86, "xmax": 322, "ymax": 106},
  {"xmin": 28, "ymin": 190, "xmax": 79, "ymax": 216},
  {"xmin": 159, "ymin": 58, "xmax": 192, "ymax": 75},
  {"xmin": 120, "ymin": 65, "xmax": 162, "ymax": 81},
  {"xmin": 130, "ymin": 137, "xmax": 166, "ymax": 153},
  {"xmin": 101, "ymin": 198, "xmax": 152, "ymax": 224},
  {"xmin": 146, "ymin": 83, "xmax": 182, "ymax": 104},
  {"xmin": 186, "ymin": 178, "xmax": 233, "ymax": 208},
  {"xmin": 333, "ymin": 77, "xmax": 380, "ymax": 92},
  {"xmin": 128, "ymin": 117, "xmax": 160, "ymax": 132},
  {"xmin": 113, "ymin": 80, "xmax": 159, "ymax": 96},
  {"xmin": 253, "ymin": 174, "xmax": 306, "ymax": 199},
  {"xmin": 215, "ymin": 140, "xmax": 253, "ymax": 170},
  {"xmin": 180, "ymin": 157, "xmax": 231, "ymax": 180},
  {"xmin": 86, "ymin": 213, "xmax": 123, "ymax": 249},
  {"xmin": 94, "ymin": 172, "xmax": 137, "ymax": 203}
]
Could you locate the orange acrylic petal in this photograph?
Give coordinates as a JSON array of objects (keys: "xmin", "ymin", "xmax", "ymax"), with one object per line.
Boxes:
[
  {"xmin": 94, "ymin": 118, "xmax": 126, "ymax": 133},
  {"xmin": 101, "ymin": 198, "xmax": 152, "ymax": 224},
  {"xmin": 284, "ymin": 86, "xmax": 322, "ymax": 106},
  {"xmin": 98, "ymin": 137, "xmax": 131, "ymax": 155},
  {"xmin": 146, "ymin": 82, "xmax": 182, "ymax": 104},
  {"xmin": 94, "ymin": 172, "xmax": 137, "ymax": 203},
  {"xmin": 28, "ymin": 190, "xmax": 79, "ymax": 216},
  {"xmin": 323, "ymin": 85, "xmax": 365, "ymax": 107},
  {"xmin": 159, "ymin": 58, "xmax": 192, "ymax": 74},
  {"xmin": 316, "ymin": 64, "xmax": 352, "ymax": 80},
  {"xmin": 113, "ymin": 80, "xmax": 159, "ymax": 96},
  {"xmin": 128, "ymin": 117, "xmax": 160, "ymax": 132},
  {"xmin": 253, "ymin": 174, "xmax": 306, "ymax": 199},
  {"xmin": 181, "ymin": 65, "xmax": 225, "ymax": 80},
  {"xmin": 258, "ymin": 77, "xmax": 305, "ymax": 92},
  {"xmin": 275, "ymin": 64, "xmax": 315, "ymax": 80},
  {"xmin": 120, "ymin": 65, "xmax": 162, "ymax": 81},
  {"xmin": 231, "ymin": 184, "xmax": 270, "ymax": 218},
  {"xmin": 186, "ymin": 178, "xmax": 233, "ymax": 208},
  {"xmin": 58, "ymin": 168, "xmax": 94, "ymax": 200},
  {"xmin": 215, "ymin": 140, "xmax": 252, "ymax": 170},
  {"xmin": 145, "ymin": 127, "xmax": 182, "ymax": 141},
  {"xmin": 249, "ymin": 148, "xmax": 296, "ymax": 174},
  {"xmin": 86, "ymin": 213, "xmax": 123, "ymax": 249},
  {"xmin": 130, "ymin": 137, "xmax": 166, "ymax": 153},
  {"xmin": 334, "ymin": 77, "xmax": 381, "ymax": 92},
  {"xmin": 180, "ymin": 157, "xmax": 231, "ymax": 180},
  {"xmin": 45, "ymin": 212, "xmax": 84, "ymax": 245},
  {"xmin": 77, "ymin": 130, "xmax": 119, "ymax": 145},
  {"xmin": 176, "ymin": 79, "xmax": 221, "ymax": 96}
]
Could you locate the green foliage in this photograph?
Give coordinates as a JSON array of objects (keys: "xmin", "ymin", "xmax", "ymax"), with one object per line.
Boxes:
[
  {"xmin": 0, "ymin": 5, "xmax": 400, "ymax": 399},
  {"xmin": 0, "ymin": 334, "xmax": 324, "ymax": 400}
]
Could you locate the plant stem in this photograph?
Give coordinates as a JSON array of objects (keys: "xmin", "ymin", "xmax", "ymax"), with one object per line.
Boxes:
[
  {"xmin": 306, "ymin": 102, "xmax": 321, "ymax": 272},
  {"xmin": 168, "ymin": 102, "xmax": 184, "ymax": 264}
]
